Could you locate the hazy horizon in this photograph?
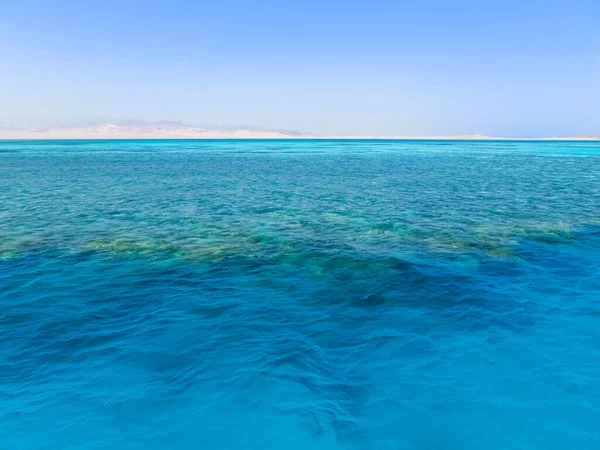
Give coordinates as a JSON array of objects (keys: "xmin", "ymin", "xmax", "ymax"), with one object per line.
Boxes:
[
  {"xmin": 1, "ymin": 117, "xmax": 600, "ymax": 139},
  {"xmin": 2, "ymin": 1, "xmax": 599, "ymax": 137}
]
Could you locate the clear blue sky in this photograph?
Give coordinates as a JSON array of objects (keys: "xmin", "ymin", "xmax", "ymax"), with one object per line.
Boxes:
[{"xmin": 1, "ymin": 0, "xmax": 599, "ymax": 136}]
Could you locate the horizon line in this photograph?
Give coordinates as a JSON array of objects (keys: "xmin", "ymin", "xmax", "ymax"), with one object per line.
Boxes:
[{"xmin": 1, "ymin": 137, "xmax": 600, "ymax": 142}]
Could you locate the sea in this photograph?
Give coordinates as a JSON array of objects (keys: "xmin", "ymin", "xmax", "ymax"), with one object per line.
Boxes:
[{"xmin": 1, "ymin": 139, "xmax": 599, "ymax": 449}]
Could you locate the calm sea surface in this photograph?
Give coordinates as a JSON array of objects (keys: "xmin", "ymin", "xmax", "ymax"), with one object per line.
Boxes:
[{"xmin": 1, "ymin": 139, "xmax": 599, "ymax": 449}]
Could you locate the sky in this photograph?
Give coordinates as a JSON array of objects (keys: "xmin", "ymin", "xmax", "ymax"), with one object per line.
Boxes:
[{"xmin": 1, "ymin": 0, "xmax": 599, "ymax": 137}]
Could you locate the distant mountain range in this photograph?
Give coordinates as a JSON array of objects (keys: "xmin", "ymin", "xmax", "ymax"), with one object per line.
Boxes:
[
  {"xmin": 0, "ymin": 121, "xmax": 597, "ymax": 140},
  {"xmin": 0, "ymin": 121, "xmax": 315, "ymax": 139}
]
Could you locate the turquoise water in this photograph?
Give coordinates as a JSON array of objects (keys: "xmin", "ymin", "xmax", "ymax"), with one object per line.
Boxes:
[{"xmin": 1, "ymin": 139, "xmax": 599, "ymax": 449}]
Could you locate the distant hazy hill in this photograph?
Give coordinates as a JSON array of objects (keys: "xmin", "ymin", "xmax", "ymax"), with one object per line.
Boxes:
[
  {"xmin": 0, "ymin": 122, "xmax": 597, "ymax": 140},
  {"xmin": 0, "ymin": 122, "xmax": 315, "ymax": 139}
]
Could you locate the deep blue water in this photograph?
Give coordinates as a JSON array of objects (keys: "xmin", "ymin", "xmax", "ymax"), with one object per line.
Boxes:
[{"xmin": 1, "ymin": 139, "xmax": 599, "ymax": 449}]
